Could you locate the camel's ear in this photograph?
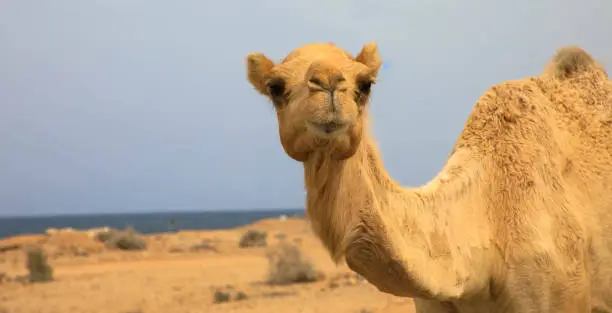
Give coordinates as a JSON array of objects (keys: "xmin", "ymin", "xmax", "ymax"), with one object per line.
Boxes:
[
  {"xmin": 355, "ymin": 42, "xmax": 382, "ymax": 76},
  {"xmin": 246, "ymin": 53, "xmax": 276, "ymax": 96}
]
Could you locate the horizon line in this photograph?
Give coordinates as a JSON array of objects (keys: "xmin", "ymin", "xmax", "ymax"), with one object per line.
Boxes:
[{"xmin": 0, "ymin": 207, "xmax": 305, "ymax": 219}]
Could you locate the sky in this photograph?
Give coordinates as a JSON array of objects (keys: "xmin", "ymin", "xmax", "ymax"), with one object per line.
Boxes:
[{"xmin": 0, "ymin": 0, "xmax": 610, "ymax": 216}]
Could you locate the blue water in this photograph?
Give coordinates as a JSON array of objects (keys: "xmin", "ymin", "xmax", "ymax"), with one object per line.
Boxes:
[{"xmin": 0, "ymin": 209, "xmax": 304, "ymax": 239}]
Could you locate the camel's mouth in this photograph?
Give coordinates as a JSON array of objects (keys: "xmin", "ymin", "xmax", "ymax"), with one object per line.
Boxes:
[{"xmin": 305, "ymin": 120, "xmax": 350, "ymax": 139}]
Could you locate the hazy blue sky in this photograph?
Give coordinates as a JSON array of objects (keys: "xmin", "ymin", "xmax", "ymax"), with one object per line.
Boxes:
[{"xmin": 0, "ymin": 0, "xmax": 610, "ymax": 216}]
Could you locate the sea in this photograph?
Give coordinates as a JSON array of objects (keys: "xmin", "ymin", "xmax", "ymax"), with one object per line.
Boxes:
[{"xmin": 0, "ymin": 209, "xmax": 304, "ymax": 239}]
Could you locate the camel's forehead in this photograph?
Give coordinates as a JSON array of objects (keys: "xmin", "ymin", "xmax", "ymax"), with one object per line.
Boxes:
[
  {"xmin": 281, "ymin": 43, "xmax": 353, "ymax": 63},
  {"xmin": 275, "ymin": 43, "xmax": 363, "ymax": 83}
]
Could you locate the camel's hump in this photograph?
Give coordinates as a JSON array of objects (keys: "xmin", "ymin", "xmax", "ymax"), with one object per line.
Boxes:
[{"xmin": 544, "ymin": 45, "xmax": 607, "ymax": 80}]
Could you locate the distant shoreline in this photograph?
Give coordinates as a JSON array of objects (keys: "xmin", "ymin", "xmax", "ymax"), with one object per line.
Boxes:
[
  {"xmin": 0, "ymin": 207, "xmax": 305, "ymax": 219},
  {"xmin": 0, "ymin": 209, "xmax": 305, "ymax": 240}
]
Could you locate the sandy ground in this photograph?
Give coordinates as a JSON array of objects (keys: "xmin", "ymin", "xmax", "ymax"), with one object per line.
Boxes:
[{"xmin": 0, "ymin": 218, "xmax": 415, "ymax": 313}]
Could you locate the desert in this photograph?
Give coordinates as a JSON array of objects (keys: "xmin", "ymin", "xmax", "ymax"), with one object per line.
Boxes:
[{"xmin": 0, "ymin": 217, "xmax": 414, "ymax": 313}]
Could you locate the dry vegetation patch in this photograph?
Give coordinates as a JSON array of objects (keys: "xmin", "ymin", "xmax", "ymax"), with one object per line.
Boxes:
[
  {"xmin": 169, "ymin": 239, "xmax": 217, "ymax": 253},
  {"xmin": 26, "ymin": 246, "xmax": 53, "ymax": 283},
  {"xmin": 212, "ymin": 285, "xmax": 249, "ymax": 304},
  {"xmin": 266, "ymin": 242, "xmax": 318, "ymax": 285},
  {"xmin": 238, "ymin": 229, "xmax": 267, "ymax": 248},
  {"xmin": 96, "ymin": 227, "xmax": 147, "ymax": 251}
]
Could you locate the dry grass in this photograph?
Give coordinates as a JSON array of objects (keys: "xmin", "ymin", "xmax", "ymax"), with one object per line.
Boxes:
[
  {"xmin": 96, "ymin": 227, "xmax": 147, "ymax": 251},
  {"xmin": 266, "ymin": 242, "xmax": 318, "ymax": 285},
  {"xmin": 239, "ymin": 230, "xmax": 267, "ymax": 248},
  {"xmin": 213, "ymin": 290, "xmax": 231, "ymax": 303},
  {"xmin": 212, "ymin": 288, "xmax": 248, "ymax": 304},
  {"xmin": 26, "ymin": 246, "xmax": 53, "ymax": 283}
]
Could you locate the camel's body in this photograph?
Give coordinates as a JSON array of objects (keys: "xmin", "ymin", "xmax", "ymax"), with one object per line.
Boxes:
[{"xmin": 246, "ymin": 43, "xmax": 612, "ymax": 312}]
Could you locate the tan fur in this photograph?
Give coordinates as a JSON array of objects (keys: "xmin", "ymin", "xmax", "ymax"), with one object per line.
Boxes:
[
  {"xmin": 542, "ymin": 46, "xmax": 608, "ymax": 81},
  {"xmin": 245, "ymin": 43, "xmax": 612, "ymax": 312}
]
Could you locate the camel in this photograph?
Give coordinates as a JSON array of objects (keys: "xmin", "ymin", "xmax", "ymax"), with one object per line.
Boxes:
[{"xmin": 245, "ymin": 42, "xmax": 612, "ymax": 312}]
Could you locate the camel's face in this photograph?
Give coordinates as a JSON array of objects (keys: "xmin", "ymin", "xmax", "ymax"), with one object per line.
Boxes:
[{"xmin": 246, "ymin": 43, "xmax": 382, "ymax": 161}]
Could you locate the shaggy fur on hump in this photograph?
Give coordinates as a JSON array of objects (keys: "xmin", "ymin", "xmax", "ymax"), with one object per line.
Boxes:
[{"xmin": 543, "ymin": 46, "xmax": 608, "ymax": 80}]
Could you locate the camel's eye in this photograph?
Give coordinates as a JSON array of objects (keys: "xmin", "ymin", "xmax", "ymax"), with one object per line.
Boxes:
[
  {"xmin": 267, "ymin": 78, "xmax": 286, "ymax": 99},
  {"xmin": 357, "ymin": 80, "xmax": 372, "ymax": 95},
  {"xmin": 354, "ymin": 79, "xmax": 374, "ymax": 103}
]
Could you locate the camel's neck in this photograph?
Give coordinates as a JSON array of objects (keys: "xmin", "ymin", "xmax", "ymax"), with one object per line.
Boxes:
[
  {"xmin": 303, "ymin": 129, "xmax": 489, "ymax": 299},
  {"xmin": 303, "ymin": 131, "xmax": 399, "ymax": 260}
]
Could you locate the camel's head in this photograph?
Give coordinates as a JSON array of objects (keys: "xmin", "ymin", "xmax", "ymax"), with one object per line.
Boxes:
[{"xmin": 246, "ymin": 42, "xmax": 382, "ymax": 162}]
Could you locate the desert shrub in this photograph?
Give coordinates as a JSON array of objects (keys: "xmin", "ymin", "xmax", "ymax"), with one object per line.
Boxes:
[
  {"xmin": 26, "ymin": 246, "xmax": 53, "ymax": 283},
  {"xmin": 94, "ymin": 228, "xmax": 116, "ymax": 242},
  {"xmin": 266, "ymin": 243, "xmax": 317, "ymax": 285},
  {"xmin": 0, "ymin": 243, "xmax": 20, "ymax": 253},
  {"xmin": 213, "ymin": 290, "xmax": 231, "ymax": 303},
  {"xmin": 238, "ymin": 229, "xmax": 267, "ymax": 248},
  {"xmin": 234, "ymin": 291, "xmax": 248, "ymax": 301},
  {"xmin": 212, "ymin": 288, "xmax": 247, "ymax": 304},
  {"xmin": 99, "ymin": 227, "xmax": 147, "ymax": 251}
]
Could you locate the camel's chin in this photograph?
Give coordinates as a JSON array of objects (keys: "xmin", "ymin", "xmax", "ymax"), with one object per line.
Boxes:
[
  {"xmin": 330, "ymin": 147, "xmax": 359, "ymax": 160},
  {"xmin": 328, "ymin": 140, "xmax": 360, "ymax": 160},
  {"xmin": 313, "ymin": 135, "xmax": 361, "ymax": 161},
  {"xmin": 280, "ymin": 132, "xmax": 360, "ymax": 162}
]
